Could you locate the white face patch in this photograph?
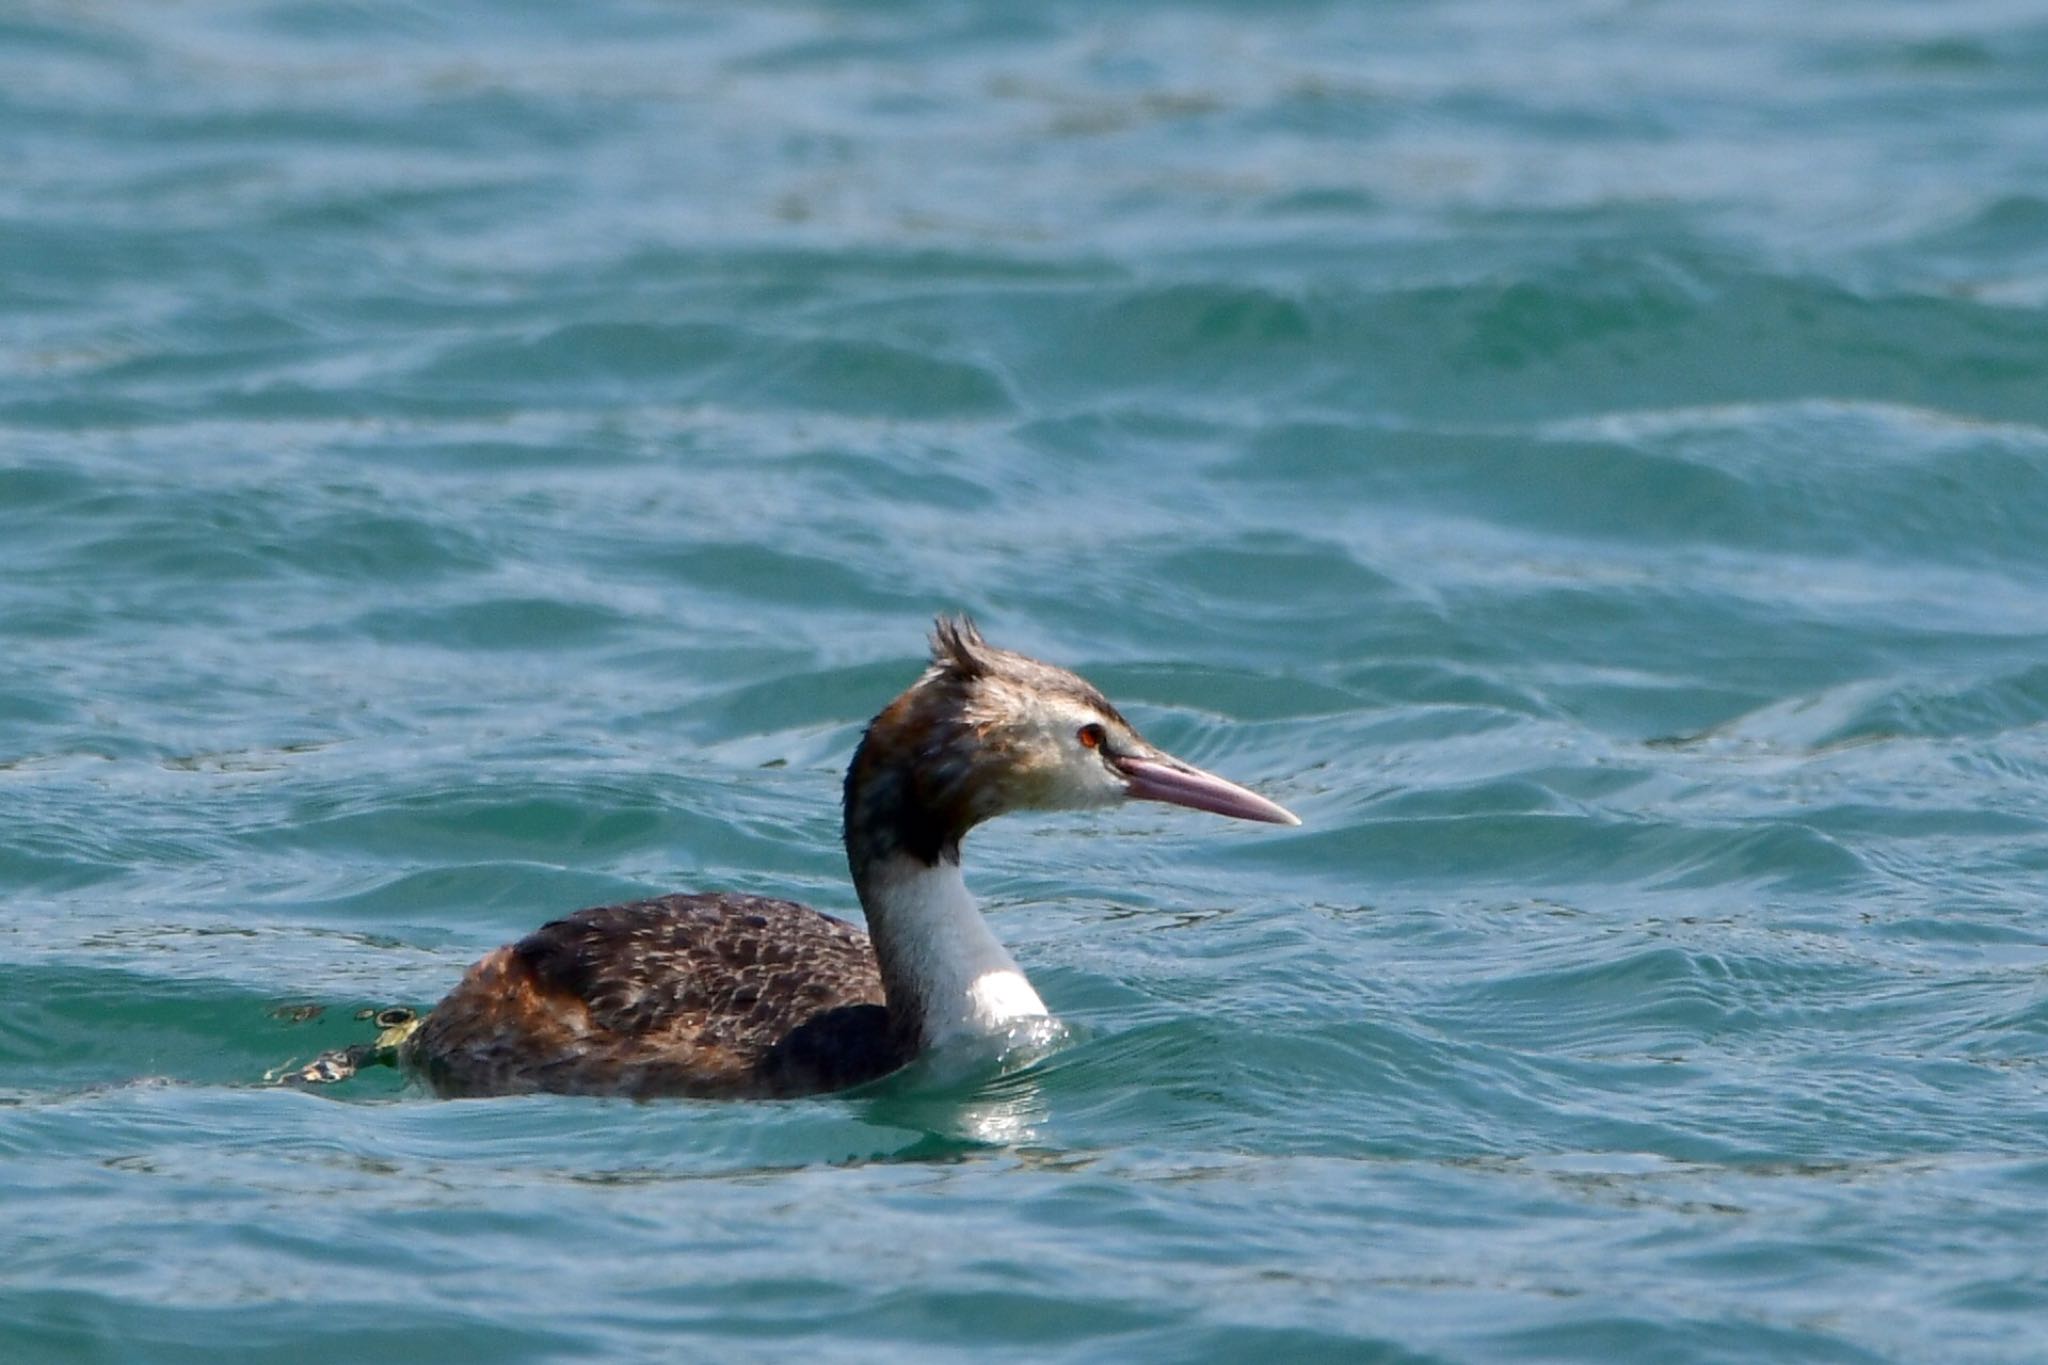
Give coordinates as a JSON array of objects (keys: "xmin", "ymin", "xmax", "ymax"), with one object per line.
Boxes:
[{"xmin": 969, "ymin": 687, "xmax": 1130, "ymax": 814}]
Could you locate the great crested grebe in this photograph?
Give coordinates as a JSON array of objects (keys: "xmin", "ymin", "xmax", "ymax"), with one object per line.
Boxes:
[{"xmin": 391, "ymin": 617, "xmax": 1298, "ymax": 1099}]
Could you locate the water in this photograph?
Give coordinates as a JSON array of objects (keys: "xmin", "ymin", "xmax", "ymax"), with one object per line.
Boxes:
[{"xmin": 5, "ymin": 1, "xmax": 2048, "ymax": 1360}]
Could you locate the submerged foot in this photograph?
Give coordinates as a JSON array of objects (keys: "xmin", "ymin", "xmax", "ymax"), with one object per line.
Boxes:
[{"xmin": 274, "ymin": 1006, "xmax": 424, "ymax": 1087}]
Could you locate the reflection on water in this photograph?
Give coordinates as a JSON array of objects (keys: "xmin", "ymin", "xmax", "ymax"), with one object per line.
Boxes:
[{"xmin": 858, "ymin": 1018, "xmax": 1073, "ymax": 1150}]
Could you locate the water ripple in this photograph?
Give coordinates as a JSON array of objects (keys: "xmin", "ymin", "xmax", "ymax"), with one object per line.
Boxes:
[{"xmin": 7, "ymin": 1, "xmax": 2048, "ymax": 1360}]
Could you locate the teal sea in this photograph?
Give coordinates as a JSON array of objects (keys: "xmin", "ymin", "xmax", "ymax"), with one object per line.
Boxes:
[{"xmin": 6, "ymin": 2, "xmax": 2048, "ymax": 1360}]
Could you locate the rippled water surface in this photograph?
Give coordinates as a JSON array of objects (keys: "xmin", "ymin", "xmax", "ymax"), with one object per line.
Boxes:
[{"xmin": 7, "ymin": 2, "xmax": 2048, "ymax": 1361}]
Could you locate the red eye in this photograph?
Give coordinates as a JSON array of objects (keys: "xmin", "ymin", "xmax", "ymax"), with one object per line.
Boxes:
[{"xmin": 1077, "ymin": 723, "xmax": 1105, "ymax": 750}]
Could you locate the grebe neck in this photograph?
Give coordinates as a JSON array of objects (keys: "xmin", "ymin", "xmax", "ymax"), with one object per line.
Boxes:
[{"xmin": 853, "ymin": 853, "xmax": 1046, "ymax": 1051}]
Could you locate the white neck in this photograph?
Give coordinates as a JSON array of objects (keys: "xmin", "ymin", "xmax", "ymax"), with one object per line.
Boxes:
[{"xmin": 859, "ymin": 856, "xmax": 1047, "ymax": 1050}]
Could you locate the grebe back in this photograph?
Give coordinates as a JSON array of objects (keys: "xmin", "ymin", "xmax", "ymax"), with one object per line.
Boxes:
[{"xmin": 401, "ymin": 616, "xmax": 1299, "ymax": 1099}]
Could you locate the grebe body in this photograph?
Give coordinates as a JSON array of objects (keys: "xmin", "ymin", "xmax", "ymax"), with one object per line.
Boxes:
[{"xmin": 402, "ymin": 618, "xmax": 1298, "ymax": 1099}]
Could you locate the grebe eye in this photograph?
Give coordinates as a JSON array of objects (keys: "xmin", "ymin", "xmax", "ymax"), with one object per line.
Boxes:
[{"xmin": 1077, "ymin": 723, "xmax": 1106, "ymax": 750}]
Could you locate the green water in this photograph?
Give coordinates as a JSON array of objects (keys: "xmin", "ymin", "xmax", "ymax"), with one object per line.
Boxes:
[{"xmin": 6, "ymin": 3, "xmax": 2048, "ymax": 1361}]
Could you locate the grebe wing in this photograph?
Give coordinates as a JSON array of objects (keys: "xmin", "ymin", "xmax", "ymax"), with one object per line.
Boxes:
[
  {"xmin": 408, "ymin": 893, "xmax": 892, "ymax": 1097},
  {"xmin": 518, "ymin": 893, "xmax": 884, "ymax": 1042}
]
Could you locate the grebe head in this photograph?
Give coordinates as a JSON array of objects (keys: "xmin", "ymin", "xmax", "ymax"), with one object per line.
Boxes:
[{"xmin": 845, "ymin": 617, "xmax": 1298, "ymax": 872}]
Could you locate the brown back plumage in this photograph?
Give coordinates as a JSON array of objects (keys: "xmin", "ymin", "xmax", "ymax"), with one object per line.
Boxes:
[{"xmin": 404, "ymin": 894, "xmax": 904, "ymax": 1098}]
